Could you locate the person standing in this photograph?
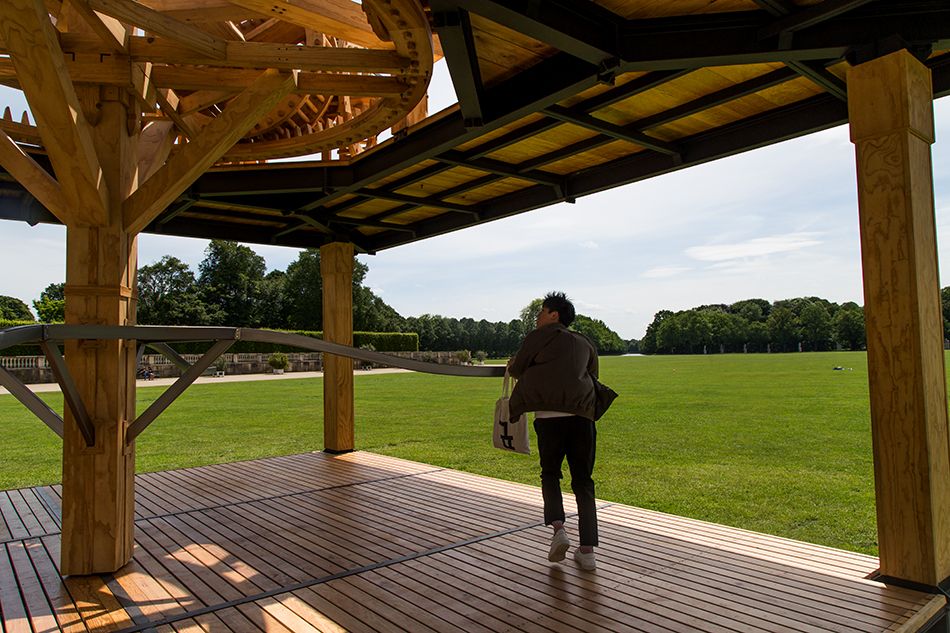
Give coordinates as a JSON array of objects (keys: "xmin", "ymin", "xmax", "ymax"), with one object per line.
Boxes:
[{"xmin": 508, "ymin": 291, "xmax": 599, "ymax": 570}]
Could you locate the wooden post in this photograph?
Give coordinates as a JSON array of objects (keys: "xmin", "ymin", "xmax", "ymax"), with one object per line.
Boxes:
[
  {"xmin": 60, "ymin": 88, "xmax": 138, "ymax": 576},
  {"xmin": 848, "ymin": 49, "xmax": 950, "ymax": 589},
  {"xmin": 321, "ymin": 241, "xmax": 355, "ymax": 452}
]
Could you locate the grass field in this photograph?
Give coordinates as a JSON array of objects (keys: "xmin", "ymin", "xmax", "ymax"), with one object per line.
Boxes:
[{"xmin": 0, "ymin": 352, "xmax": 883, "ymax": 554}]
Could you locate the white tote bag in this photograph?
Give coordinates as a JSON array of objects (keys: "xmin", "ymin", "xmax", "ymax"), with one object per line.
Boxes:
[{"xmin": 493, "ymin": 369, "xmax": 530, "ymax": 454}]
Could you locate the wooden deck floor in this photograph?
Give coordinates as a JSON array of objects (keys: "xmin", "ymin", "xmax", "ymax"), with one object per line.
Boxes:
[{"xmin": 1, "ymin": 451, "xmax": 945, "ymax": 633}]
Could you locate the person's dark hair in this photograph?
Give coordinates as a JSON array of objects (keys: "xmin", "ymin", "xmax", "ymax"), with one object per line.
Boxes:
[{"xmin": 542, "ymin": 291, "xmax": 575, "ymax": 327}]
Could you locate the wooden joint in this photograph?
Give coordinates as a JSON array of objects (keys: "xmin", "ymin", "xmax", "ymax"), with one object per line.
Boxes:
[
  {"xmin": 80, "ymin": 421, "xmax": 107, "ymax": 454},
  {"xmin": 64, "ymin": 284, "xmax": 135, "ymax": 298}
]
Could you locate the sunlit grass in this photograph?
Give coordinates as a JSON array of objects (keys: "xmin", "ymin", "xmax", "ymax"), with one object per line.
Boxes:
[{"xmin": 0, "ymin": 352, "xmax": 885, "ymax": 554}]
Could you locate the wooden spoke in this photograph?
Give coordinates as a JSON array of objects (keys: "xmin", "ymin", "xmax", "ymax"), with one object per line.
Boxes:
[
  {"xmin": 32, "ymin": 0, "xmax": 434, "ymax": 163},
  {"xmin": 0, "ymin": 127, "xmax": 68, "ymax": 222}
]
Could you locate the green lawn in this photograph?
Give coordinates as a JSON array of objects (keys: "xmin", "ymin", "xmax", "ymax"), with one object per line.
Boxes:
[{"xmin": 0, "ymin": 352, "xmax": 883, "ymax": 554}]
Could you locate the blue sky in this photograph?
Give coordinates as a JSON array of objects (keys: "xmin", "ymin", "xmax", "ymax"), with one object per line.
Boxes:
[{"xmin": 0, "ymin": 62, "xmax": 948, "ymax": 340}]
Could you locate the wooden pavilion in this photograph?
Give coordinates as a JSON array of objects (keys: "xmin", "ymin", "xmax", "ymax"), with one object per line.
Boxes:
[{"xmin": 1, "ymin": 0, "xmax": 950, "ymax": 630}]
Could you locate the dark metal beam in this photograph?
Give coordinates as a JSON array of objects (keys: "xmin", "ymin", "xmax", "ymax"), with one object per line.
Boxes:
[
  {"xmin": 749, "ymin": 0, "xmax": 798, "ymax": 17},
  {"xmin": 438, "ymin": 151, "xmax": 566, "ymax": 188},
  {"xmin": 431, "ymin": 1, "xmax": 485, "ymax": 125},
  {"xmin": 786, "ymin": 60, "xmax": 848, "ymax": 101},
  {"xmin": 364, "ymin": 93, "xmax": 850, "ymax": 251},
  {"xmin": 441, "ymin": 0, "xmax": 623, "ymax": 65},
  {"xmin": 632, "ymin": 67, "xmax": 799, "ymax": 130},
  {"xmin": 0, "ymin": 365, "xmax": 64, "ymax": 438},
  {"xmin": 576, "ymin": 69, "xmax": 693, "ymax": 113},
  {"xmin": 358, "ymin": 188, "xmax": 480, "ymax": 215},
  {"xmin": 156, "ymin": 196, "xmax": 200, "ymax": 227},
  {"xmin": 758, "ymin": 0, "xmax": 876, "ymax": 40},
  {"xmin": 542, "ymin": 105, "xmax": 681, "ymax": 155},
  {"xmin": 39, "ymin": 340, "xmax": 94, "ymax": 446}
]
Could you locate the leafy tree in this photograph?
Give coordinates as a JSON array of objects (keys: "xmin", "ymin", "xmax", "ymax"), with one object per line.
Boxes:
[
  {"xmin": 799, "ymin": 303, "xmax": 833, "ymax": 351},
  {"xmin": 707, "ymin": 312, "xmax": 746, "ymax": 353},
  {"xmin": 767, "ymin": 307, "xmax": 800, "ymax": 352},
  {"xmin": 519, "ymin": 298, "xmax": 543, "ymax": 333},
  {"xmin": 730, "ymin": 298, "xmax": 770, "ymax": 321},
  {"xmin": 773, "ymin": 297, "xmax": 813, "ymax": 316},
  {"xmin": 942, "ymin": 287, "xmax": 950, "ymax": 339},
  {"xmin": 641, "ymin": 310, "xmax": 673, "ymax": 355},
  {"xmin": 834, "ymin": 304, "xmax": 866, "ymax": 350},
  {"xmin": 571, "ymin": 315, "xmax": 626, "ymax": 355},
  {"xmin": 748, "ymin": 321, "xmax": 770, "ymax": 352},
  {"xmin": 681, "ymin": 310, "xmax": 711, "ymax": 353},
  {"xmin": 282, "ymin": 249, "xmax": 320, "ymax": 330},
  {"xmin": 694, "ymin": 304, "xmax": 728, "ymax": 314},
  {"xmin": 138, "ymin": 256, "xmax": 216, "ymax": 325},
  {"xmin": 257, "ymin": 270, "xmax": 291, "ymax": 329},
  {"xmin": 32, "ymin": 282, "xmax": 64, "ymax": 323},
  {"xmin": 0, "ymin": 295, "xmax": 33, "ymax": 321},
  {"xmin": 40, "ymin": 282, "xmax": 64, "ymax": 301},
  {"xmin": 197, "ymin": 240, "xmax": 267, "ymax": 326},
  {"xmin": 656, "ymin": 313, "xmax": 684, "ymax": 354}
]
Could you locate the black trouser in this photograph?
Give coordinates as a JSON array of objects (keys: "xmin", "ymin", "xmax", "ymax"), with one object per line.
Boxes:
[{"xmin": 534, "ymin": 415, "xmax": 598, "ymax": 547}]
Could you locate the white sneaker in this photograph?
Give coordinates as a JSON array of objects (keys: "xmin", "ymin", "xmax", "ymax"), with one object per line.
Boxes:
[
  {"xmin": 574, "ymin": 548, "xmax": 596, "ymax": 570},
  {"xmin": 548, "ymin": 529, "xmax": 570, "ymax": 562}
]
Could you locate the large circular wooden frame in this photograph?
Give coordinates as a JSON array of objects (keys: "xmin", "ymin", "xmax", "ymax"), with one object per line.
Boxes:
[
  {"xmin": 220, "ymin": 0, "xmax": 434, "ymax": 161},
  {"xmin": 3, "ymin": 0, "xmax": 433, "ymax": 164}
]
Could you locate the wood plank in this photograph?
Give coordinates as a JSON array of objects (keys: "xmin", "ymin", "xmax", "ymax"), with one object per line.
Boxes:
[
  {"xmin": 32, "ymin": 536, "xmax": 95, "ymax": 633},
  {"xmin": 0, "ymin": 492, "xmax": 30, "ymax": 540},
  {"xmin": 5, "ymin": 451, "xmax": 945, "ymax": 633},
  {"xmin": 0, "ymin": 545, "xmax": 33, "ymax": 633}
]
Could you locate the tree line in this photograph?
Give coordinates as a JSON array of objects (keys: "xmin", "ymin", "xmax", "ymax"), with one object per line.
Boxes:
[
  {"xmin": 639, "ymin": 297, "xmax": 868, "ymax": 355},
  {"xmin": 2, "ymin": 240, "xmax": 630, "ymax": 356}
]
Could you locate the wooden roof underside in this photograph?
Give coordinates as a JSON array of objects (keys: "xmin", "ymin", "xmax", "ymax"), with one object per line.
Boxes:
[{"xmin": 2, "ymin": 0, "xmax": 949, "ymax": 254}]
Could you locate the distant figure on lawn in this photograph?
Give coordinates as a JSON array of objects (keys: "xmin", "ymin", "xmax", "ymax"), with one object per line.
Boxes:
[{"xmin": 507, "ymin": 291, "xmax": 600, "ymax": 571}]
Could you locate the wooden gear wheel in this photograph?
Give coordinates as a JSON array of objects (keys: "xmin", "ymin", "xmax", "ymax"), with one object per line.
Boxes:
[{"xmin": 0, "ymin": 0, "xmax": 435, "ymax": 164}]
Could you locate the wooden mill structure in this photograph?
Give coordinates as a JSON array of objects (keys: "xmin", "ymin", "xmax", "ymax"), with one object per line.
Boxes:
[{"xmin": 1, "ymin": 0, "xmax": 950, "ymax": 619}]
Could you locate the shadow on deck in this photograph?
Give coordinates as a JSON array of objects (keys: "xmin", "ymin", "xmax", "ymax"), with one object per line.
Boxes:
[{"xmin": 1, "ymin": 451, "xmax": 946, "ymax": 633}]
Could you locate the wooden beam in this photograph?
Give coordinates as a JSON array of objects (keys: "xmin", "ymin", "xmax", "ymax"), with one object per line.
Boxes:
[
  {"xmin": 144, "ymin": 0, "xmax": 265, "ymax": 24},
  {"xmin": 225, "ymin": 0, "xmax": 395, "ymax": 51},
  {"xmin": 0, "ymin": 128, "xmax": 69, "ymax": 222},
  {"xmin": 0, "ymin": 0, "xmax": 110, "ymax": 226},
  {"xmin": 124, "ymin": 68, "xmax": 297, "ymax": 233},
  {"xmin": 86, "ymin": 0, "xmax": 227, "ymax": 59},
  {"xmin": 321, "ymin": 241, "xmax": 354, "ymax": 453},
  {"xmin": 848, "ymin": 49, "xmax": 950, "ymax": 589},
  {"xmin": 65, "ymin": 0, "xmax": 129, "ymax": 54},
  {"xmin": 136, "ymin": 120, "xmax": 175, "ymax": 181},
  {"xmin": 154, "ymin": 88, "xmax": 196, "ymax": 138},
  {"xmin": 118, "ymin": 35, "xmax": 411, "ymax": 73},
  {"xmin": 150, "ymin": 66, "xmax": 408, "ymax": 96}
]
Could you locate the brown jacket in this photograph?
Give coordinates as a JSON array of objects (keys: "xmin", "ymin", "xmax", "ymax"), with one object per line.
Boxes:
[{"xmin": 508, "ymin": 323, "xmax": 598, "ymax": 419}]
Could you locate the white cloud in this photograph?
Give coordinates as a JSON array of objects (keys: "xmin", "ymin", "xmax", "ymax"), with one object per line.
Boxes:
[
  {"xmin": 579, "ymin": 241, "xmax": 599, "ymax": 249},
  {"xmin": 686, "ymin": 232, "xmax": 824, "ymax": 262}
]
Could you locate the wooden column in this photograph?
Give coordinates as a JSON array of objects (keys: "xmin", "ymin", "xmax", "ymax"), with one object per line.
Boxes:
[
  {"xmin": 321, "ymin": 242, "xmax": 355, "ymax": 452},
  {"xmin": 848, "ymin": 49, "xmax": 950, "ymax": 588},
  {"xmin": 60, "ymin": 89, "xmax": 138, "ymax": 575}
]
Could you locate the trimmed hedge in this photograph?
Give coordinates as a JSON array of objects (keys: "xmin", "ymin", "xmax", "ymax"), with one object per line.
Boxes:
[
  {"xmin": 164, "ymin": 331, "xmax": 418, "ymax": 355},
  {"xmin": 0, "ymin": 324, "xmax": 418, "ymax": 356}
]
